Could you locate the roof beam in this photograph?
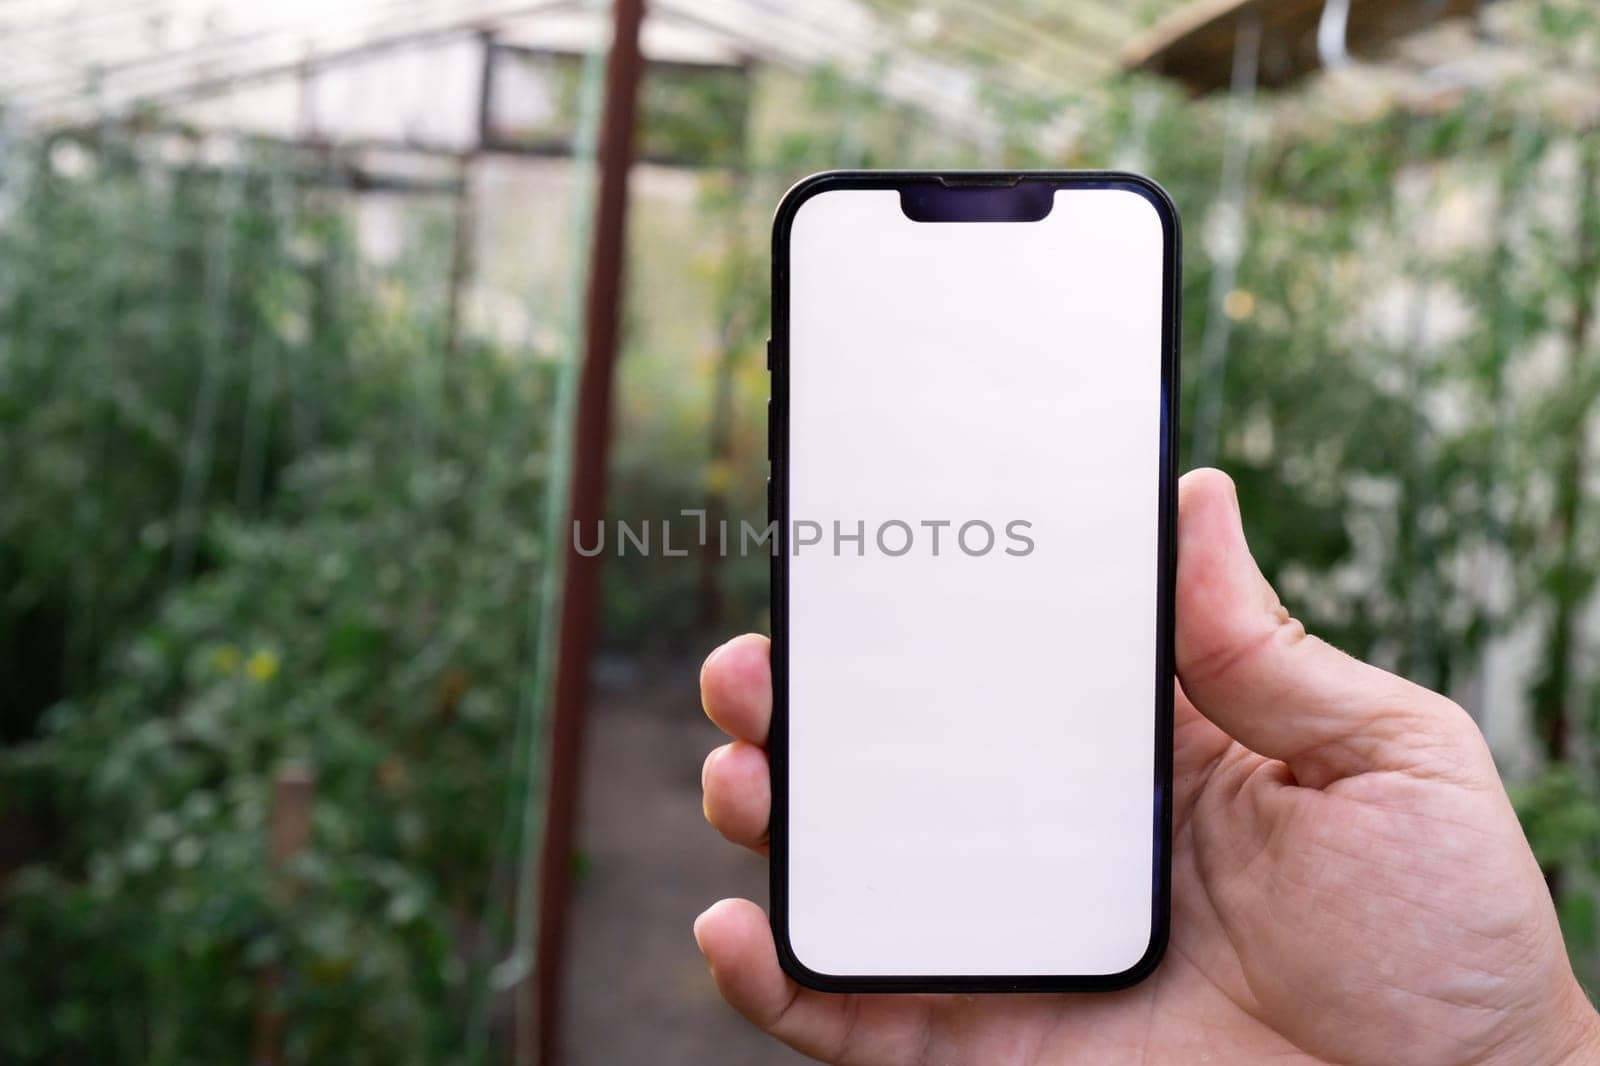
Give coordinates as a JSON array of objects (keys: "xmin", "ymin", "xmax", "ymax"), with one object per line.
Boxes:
[
  {"xmin": 1123, "ymin": 0, "xmax": 1485, "ymax": 92},
  {"xmin": 5, "ymin": 0, "xmax": 574, "ymax": 119}
]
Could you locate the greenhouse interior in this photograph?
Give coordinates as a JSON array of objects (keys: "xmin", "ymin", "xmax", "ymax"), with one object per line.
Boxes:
[{"xmin": 2, "ymin": 0, "xmax": 1600, "ymax": 1063}]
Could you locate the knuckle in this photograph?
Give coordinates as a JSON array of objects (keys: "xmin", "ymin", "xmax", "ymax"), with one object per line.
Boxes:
[{"xmin": 1393, "ymin": 692, "xmax": 1494, "ymax": 784}]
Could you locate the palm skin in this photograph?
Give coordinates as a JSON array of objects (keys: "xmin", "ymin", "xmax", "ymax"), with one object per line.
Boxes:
[{"xmin": 694, "ymin": 469, "xmax": 1600, "ymax": 1065}]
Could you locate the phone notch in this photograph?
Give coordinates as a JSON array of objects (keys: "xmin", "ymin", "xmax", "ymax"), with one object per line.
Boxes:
[{"xmin": 899, "ymin": 177, "xmax": 1054, "ymax": 223}]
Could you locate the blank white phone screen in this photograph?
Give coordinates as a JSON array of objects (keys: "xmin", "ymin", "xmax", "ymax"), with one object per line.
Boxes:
[{"xmin": 785, "ymin": 186, "xmax": 1165, "ymax": 977}]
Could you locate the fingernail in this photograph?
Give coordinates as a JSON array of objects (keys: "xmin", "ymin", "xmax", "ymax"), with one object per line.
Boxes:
[
  {"xmin": 692, "ymin": 908, "xmax": 712, "ymax": 955},
  {"xmin": 701, "ymin": 745, "xmax": 722, "ymax": 791},
  {"xmin": 699, "ymin": 642, "xmax": 730, "ymax": 714}
]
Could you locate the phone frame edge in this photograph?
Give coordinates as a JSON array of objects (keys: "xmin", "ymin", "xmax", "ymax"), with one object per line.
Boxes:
[{"xmin": 768, "ymin": 169, "xmax": 1180, "ymax": 994}]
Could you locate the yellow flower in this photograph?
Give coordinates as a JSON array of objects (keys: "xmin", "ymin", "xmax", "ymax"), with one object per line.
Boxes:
[
  {"xmin": 211, "ymin": 645, "xmax": 242, "ymax": 674},
  {"xmin": 246, "ymin": 649, "xmax": 280, "ymax": 683},
  {"xmin": 1223, "ymin": 288, "xmax": 1257, "ymax": 322},
  {"xmin": 703, "ymin": 460, "xmax": 733, "ymax": 495}
]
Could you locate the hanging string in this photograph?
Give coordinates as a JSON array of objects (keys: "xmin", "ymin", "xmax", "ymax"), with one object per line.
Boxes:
[
  {"xmin": 1113, "ymin": 82, "xmax": 1163, "ymax": 175},
  {"xmin": 1388, "ymin": 78, "xmax": 1502, "ymax": 693},
  {"xmin": 1188, "ymin": 10, "xmax": 1260, "ymax": 469},
  {"xmin": 169, "ymin": 103, "xmax": 248, "ymax": 584},
  {"xmin": 1317, "ymin": 0, "xmax": 1353, "ymax": 72},
  {"xmin": 61, "ymin": 93, "xmax": 117, "ymax": 691},
  {"xmin": 472, "ymin": 3, "xmax": 609, "ymax": 1060},
  {"xmin": 1391, "ymin": 116, "xmax": 1447, "ymax": 690},
  {"xmin": 1470, "ymin": 93, "xmax": 1543, "ymax": 726}
]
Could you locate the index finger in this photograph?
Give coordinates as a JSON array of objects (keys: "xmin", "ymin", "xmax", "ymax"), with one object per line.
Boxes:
[{"xmin": 700, "ymin": 634, "xmax": 773, "ymax": 746}]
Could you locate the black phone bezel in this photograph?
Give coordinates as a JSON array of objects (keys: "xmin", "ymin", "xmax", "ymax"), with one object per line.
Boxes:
[{"xmin": 768, "ymin": 170, "xmax": 1180, "ymax": 994}]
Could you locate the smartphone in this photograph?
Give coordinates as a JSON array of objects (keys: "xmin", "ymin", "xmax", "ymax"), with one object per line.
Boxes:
[{"xmin": 768, "ymin": 171, "xmax": 1178, "ymax": 993}]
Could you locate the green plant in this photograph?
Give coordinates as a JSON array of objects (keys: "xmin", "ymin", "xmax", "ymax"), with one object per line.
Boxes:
[
  {"xmin": 0, "ymin": 134, "xmax": 368, "ymax": 738},
  {"xmin": 0, "ymin": 134, "xmax": 558, "ymax": 1062}
]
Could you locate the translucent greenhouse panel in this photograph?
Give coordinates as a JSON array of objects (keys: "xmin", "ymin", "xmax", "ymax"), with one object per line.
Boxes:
[
  {"xmin": 486, "ymin": 46, "xmax": 751, "ymax": 165},
  {"xmin": 175, "ymin": 35, "xmax": 486, "ymax": 150},
  {"xmin": 470, "ymin": 157, "xmax": 597, "ymax": 355}
]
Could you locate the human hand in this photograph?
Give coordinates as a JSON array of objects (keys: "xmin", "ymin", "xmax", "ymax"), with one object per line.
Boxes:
[{"xmin": 693, "ymin": 469, "xmax": 1600, "ymax": 1065}]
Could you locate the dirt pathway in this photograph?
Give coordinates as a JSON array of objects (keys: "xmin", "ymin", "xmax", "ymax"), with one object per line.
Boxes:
[{"xmin": 562, "ymin": 659, "xmax": 808, "ymax": 1065}]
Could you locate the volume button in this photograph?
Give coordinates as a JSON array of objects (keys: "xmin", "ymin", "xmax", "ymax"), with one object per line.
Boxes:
[
  {"xmin": 766, "ymin": 476, "xmax": 775, "ymax": 522},
  {"xmin": 767, "ymin": 399, "xmax": 774, "ymax": 459}
]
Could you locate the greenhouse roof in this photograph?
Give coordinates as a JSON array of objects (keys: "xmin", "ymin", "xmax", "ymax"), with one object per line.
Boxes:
[
  {"xmin": 0, "ymin": 0, "xmax": 1177, "ymax": 144},
  {"xmin": 0, "ymin": 0, "xmax": 1583, "ymax": 154}
]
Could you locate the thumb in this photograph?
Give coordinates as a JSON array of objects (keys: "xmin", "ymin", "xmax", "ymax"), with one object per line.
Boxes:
[{"xmin": 1175, "ymin": 468, "xmax": 1484, "ymax": 789}]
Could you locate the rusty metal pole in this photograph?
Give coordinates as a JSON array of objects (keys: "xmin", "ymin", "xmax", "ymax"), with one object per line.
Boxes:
[{"xmin": 530, "ymin": 1, "xmax": 645, "ymax": 1063}]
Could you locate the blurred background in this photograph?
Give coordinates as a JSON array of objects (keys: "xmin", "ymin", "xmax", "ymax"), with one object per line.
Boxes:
[{"xmin": 1, "ymin": 0, "xmax": 1599, "ymax": 1063}]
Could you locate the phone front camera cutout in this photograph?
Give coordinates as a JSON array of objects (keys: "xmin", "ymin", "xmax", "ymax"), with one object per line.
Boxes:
[{"xmin": 899, "ymin": 180, "xmax": 1055, "ymax": 223}]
